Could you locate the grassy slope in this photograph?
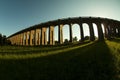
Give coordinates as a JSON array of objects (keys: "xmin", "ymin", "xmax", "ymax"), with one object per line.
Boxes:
[{"xmin": 0, "ymin": 39, "xmax": 120, "ymax": 80}]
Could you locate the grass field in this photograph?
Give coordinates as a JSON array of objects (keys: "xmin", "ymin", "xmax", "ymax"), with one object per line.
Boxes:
[{"xmin": 0, "ymin": 39, "xmax": 120, "ymax": 80}]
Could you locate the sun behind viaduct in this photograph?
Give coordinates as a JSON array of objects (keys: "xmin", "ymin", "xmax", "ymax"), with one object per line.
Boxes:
[{"xmin": 7, "ymin": 17, "xmax": 120, "ymax": 46}]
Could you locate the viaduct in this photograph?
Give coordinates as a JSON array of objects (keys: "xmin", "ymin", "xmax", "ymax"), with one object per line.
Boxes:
[{"xmin": 7, "ymin": 17, "xmax": 120, "ymax": 46}]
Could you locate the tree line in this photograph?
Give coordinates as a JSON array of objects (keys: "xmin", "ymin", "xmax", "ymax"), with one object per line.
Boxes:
[{"xmin": 0, "ymin": 33, "xmax": 11, "ymax": 46}]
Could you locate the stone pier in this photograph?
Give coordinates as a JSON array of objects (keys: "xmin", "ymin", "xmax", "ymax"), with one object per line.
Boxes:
[
  {"xmin": 88, "ymin": 22, "xmax": 95, "ymax": 41},
  {"xmin": 41, "ymin": 27, "xmax": 47, "ymax": 45},
  {"xmin": 96, "ymin": 22, "xmax": 104, "ymax": 41},
  {"xmin": 49, "ymin": 26, "xmax": 54, "ymax": 45},
  {"xmin": 79, "ymin": 23, "xmax": 84, "ymax": 42},
  {"xmin": 58, "ymin": 24, "xmax": 63, "ymax": 44},
  {"xmin": 69, "ymin": 23, "xmax": 73, "ymax": 42}
]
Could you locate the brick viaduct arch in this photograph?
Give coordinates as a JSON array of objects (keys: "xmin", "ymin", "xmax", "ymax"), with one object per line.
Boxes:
[{"xmin": 7, "ymin": 17, "xmax": 120, "ymax": 46}]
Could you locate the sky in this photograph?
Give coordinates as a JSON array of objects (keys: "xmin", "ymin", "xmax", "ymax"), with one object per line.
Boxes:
[{"xmin": 0, "ymin": 0, "xmax": 120, "ymax": 41}]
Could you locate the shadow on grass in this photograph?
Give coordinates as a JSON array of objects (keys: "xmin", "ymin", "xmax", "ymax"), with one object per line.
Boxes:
[{"xmin": 0, "ymin": 41, "xmax": 117, "ymax": 80}]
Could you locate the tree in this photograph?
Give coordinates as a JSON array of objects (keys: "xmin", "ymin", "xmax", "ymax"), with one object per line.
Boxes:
[
  {"xmin": 64, "ymin": 39, "xmax": 69, "ymax": 44},
  {"xmin": 0, "ymin": 33, "xmax": 11, "ymax": 46},
  {"xmin": 2, "ymin": 35, "xmax": 7, "ymax": 45},
  {"xmin": 73, "ymin": 36, "xmax": 78, "ymax": 42},
  {"xmin": 84, "ymin": 36, "xmax": 90, "ymax": 40},
  {"xmin": 55, "ymin": 41, "xmax": 59, "ymax": 45},
  {"xmin": 0, "ymin": 33, "xmax": 2, "ymax": 45}
]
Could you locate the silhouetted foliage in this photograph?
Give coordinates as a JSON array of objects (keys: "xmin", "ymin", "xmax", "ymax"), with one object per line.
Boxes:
[
  {"xmin": 0, "ymin": 33, "xmax": 11, "ymax": 46},
  {"xmin": 84, "ymin": 36, "xmax": 90, "ymax": 40},
  {"xmin": 64, "ymin": 39, "xmax": 69, "ymax": 44},
  {"xmin": 0, "ymin": 33, "xmax": 2, "ymax": 45},
  {"xmin": 55, "ymin": 41, "xmax": 59, "ymax": 44},
  {"xmin": 73, "ymin": 36, "xmax": 78, "ymax": 42}
]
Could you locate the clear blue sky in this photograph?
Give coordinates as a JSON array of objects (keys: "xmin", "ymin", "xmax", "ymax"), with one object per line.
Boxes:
[{"xmin": 0, "ymin": 0, "xmax": 120, "ymax": 41}]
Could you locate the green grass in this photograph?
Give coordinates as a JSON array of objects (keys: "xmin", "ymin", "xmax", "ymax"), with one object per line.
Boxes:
[{"xmin": 0, "ymin": 39, "xmax": 120, "ymax": 80}]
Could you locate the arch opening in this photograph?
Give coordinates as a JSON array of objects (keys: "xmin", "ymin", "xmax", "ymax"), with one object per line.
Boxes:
[
  {"xmin": 101, "ymin": 24, "xmax": 105, "ymax": 37},
  {"xmin": 93, "ymin": 23, "xmax": 98, "ymax": 40},
  {"xmin": 72, "ymin": 24, "xmax": 80, "ymax": 42},
  {"xmin": 83, "ymin": 23, "xmax": 90, "ymax": 41},
  {"xmin": 46, "ymin": 28, "xmax": 49, "ymax": 44},
  {"xmin": 63, "ymin": 24, "xmax": 70, "ymax": 43},
  {"xmin": 54, "ymin": 26, "xmax": 58, "ymax": 44}
]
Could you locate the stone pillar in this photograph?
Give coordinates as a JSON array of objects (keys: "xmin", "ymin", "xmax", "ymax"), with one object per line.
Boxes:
[
  {"xmin": 41, "ymin": 27, "xmax": 47, "ymax": 45},
  {"xmin": 30, "ymin": 30, "xmax": 35, "ymax": 46},
  {"xmin": 69, "ymin": 23, "xmax": 73, "ymax": 42},
  {"xmin": 30, "ymin": 30, "xmax": 32, "ymax": 46},
  {"xmin": 35, "ymin": 28, "xmax": 41, "ymax": 45},
  {"xmin": 112, "ymin": 25, "xmax": 117, "ymax": 37},
  {"xmin": 13, "ymin": 36, "xmax": 15, "ymax": 45},
  {"xmin": 15, "ymin": 35, "xmax": 17, "ymax": 45},
  {"xmin": 79, "ymin": 23, "xmax": 84, "ymax": 42},
  {"xmin": 38, "ymin": 28, "xmax": 42, "ymax": 45},
  {"xmin": 49, "ymin": 26, "xmax": 55, "ymax": 45},
  {"xmin": 58, "ymin": 24, "xmax": 63, "ymax": 44},
  {"xmin": 34, "ymin": 29, "xmax": 36, "ymax": 46},
  {"xmin": 103, "ymin": 23, "xmax": 108, "ymax": 38},
  {"xmin": 11, "ymin": 37, "xmax": 13, "ymax": 45},
  {"xmin": 107, "ymin": 26, "xmax": 110, "ymax": 39},
  {"xmin": 23, "ymin": 32, "xmax": 26, "ymax": 45},
  {"xmin": 21, "ymin": 33, "xmax": 24, "ymax": 45},
  {"xmin": 20, "ymin": 33, "xmax": 23, "ymax": 45},
  {"xmin": 17, "ymin": 35, "xmax": 19, "ymax": 45},
  {"xmin": 14, "ymin": 36, "xmax": 16, "ymax": 45},
  {"xmin": 16, "ymin": 35, "xmax": 18, "ymax": 45},
  {"xmin": 35, "ymin": 29, "xmax": 38, "ymax": 45},
  {"xmin": 118, "ymin": 27, "xmax": 120, "ymax": 37},
  {"xmin": 96, "ymin": 22, "xmax": 104, "ymax": 41},
  {"xmin": 108, "ymin": 24, "xmax": 113, "ymax": 39},
  {"xmin": 18, "ymin": 34, "xmax": 20, "ymax": 45},
  {"xmin": 88, "ymin": 22, "xmax": 95, "ymax": 41},
  {"xmin": 25, "ymin": 32, "xmax": 28, "ymax": 46},
  {"xmin": 110, "ymin": 23, "xmax": 114, "ymax": 37},
  {"xmin": 18, "ymin": 34, "xmax": 21, "ymax": 45},
  {"xmin": 18, "ymin": 35, "xmax": 20, "ymax": 45},
  {"xmin": 113, "ymin": 23, "xmax": 118, "ymax": 37}
]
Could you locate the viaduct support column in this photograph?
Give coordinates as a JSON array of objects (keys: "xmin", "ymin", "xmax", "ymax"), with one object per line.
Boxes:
[
  {"xmin": 20, "ymin": 33, "xmax": 22, "ymax": 45},
  {"xmin": 23, "ymin": 32, "xmax": 26, "ymax": 45},
  {"xmin": 34, "ymin": 29, "xmax": 36, "ymax": 46},
  {"xmin": 79, "ymin": 23, "xmax": 84, "ymax": 42},
  {"xmin": 35, "ymin": 29, "xmax": 40, "ymax": 45},
  {"xmin": 26, "ymin": 32, "xmax": 28, "ymax": 46},
  {"xmin": 30, "ymin": 30, "xmax": 33, "ymax": 46},
  {"xmin": 21, "ymin": 33, "xmax": 24, "ymax": 45},
  {"xmin": 34, "ymin": 29, "xmax": 37, "ymax": 45},
  {"xmin": 110, "ymin": 23, "xmax": 114, "ymax": 38},
  {"xmin": 107, "ymin": 24, "xmax": 112, "ymax": 39},
  {"xmin": 58, "ymin": 24, "xmax": 63, "ymax": 44},
  {"xmin": 18, "ymin": 35, "xmax": 20, "ymax": 45},
  {"xmin": 118, "ymin": 27, "xmax": 120, "ymax": 37},
  {"xmin": 103, "ymin": 23, "xmax": 111, "ymax": 39},
  {"xmin": 39, "ymin": 29, "xmax": 41, "ymax": 45},
  {"xmin": 16, "ymin": 35, "xmax": 18, "ymax": 45},
  {"xmin": 49, "ymin": 26, "xmax": 54, "ymax": 45},
  {"xmin": 21, "ymin": 33, "xmax": 23, "ymax": 45},
  {"xmin": 96, "ymin": 22, "xmax": 104, "ymax": 41},
  {"xmin": 103, "ymin": 23, "xmax": 108, "ymax": 38},
  {"xmin": 41, "ymin": 27, "xmax": 47, "ymax": 45},
  {"xmin": 30, "ymin": 30, "xmax": 36, "ymax": 46},
  {"xmin": 69, "ymin": 24, "xmax": 73, "ymax": 42},
  {"xmin": 88, "ymin": 22, "xmax": 95, "ymax": 41}
]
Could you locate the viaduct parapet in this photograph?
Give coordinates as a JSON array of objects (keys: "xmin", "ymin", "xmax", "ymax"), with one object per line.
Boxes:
[{"xmin": 7, "ymin": 17, "xmax": 120, "ymax": 46}]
